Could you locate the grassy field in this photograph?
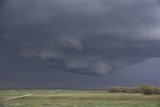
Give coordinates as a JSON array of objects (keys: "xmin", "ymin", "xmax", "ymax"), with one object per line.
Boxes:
[{"xmin": 0, "ymin": 89, "xmax": 160, "ymax": 107}]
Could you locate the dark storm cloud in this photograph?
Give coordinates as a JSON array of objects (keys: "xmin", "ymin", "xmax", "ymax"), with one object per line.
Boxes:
[
  {"xmin": 0, "ymin": 0, "xmax": 5, "ymax": 10},
  {"xmin": 157, "ymin": 0, "xmax": 160, "ymax": 5},
  {"xmin": 1, "ymin": 0, "xmax": 160, "ymax": 76},
  {"xmin": 0, "ymin": 0, "xmax": 4, "ymax": 5}
]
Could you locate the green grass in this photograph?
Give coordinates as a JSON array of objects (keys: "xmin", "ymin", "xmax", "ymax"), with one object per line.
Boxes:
[{"xmin": 0, "ymin": 90, "xmax": 160, "ymax": 107}]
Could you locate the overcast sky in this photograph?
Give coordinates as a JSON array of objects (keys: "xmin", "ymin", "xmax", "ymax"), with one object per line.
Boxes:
[{"xmin": 0, "ymin": 0, "xmax": 160, "ymax": 89}]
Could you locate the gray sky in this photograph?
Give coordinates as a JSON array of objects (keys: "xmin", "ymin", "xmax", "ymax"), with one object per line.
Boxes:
[{"xmin": 0, "ymin": 0, "xmax": 160, "ymax": 89}]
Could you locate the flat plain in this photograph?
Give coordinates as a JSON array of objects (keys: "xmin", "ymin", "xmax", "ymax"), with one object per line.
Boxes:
[{"xmin": 0, "ymin": 90, "xmax": 160, "ymax": 107}]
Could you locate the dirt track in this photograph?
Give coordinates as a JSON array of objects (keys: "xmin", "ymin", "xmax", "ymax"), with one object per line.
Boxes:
[{"xmin": 0, "ymin": 94, "xmax": 32, "ymax": 101}]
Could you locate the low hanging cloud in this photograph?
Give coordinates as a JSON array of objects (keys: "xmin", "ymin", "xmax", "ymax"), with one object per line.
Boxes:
[{"xmin": 1, "ymin": 0, "xmax": 160, "ymax": 76}]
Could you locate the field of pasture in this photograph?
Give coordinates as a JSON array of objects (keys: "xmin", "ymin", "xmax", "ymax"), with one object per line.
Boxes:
[{"xmin": 0, "ymin": 89, "xmax": 160, "ymax": 107}]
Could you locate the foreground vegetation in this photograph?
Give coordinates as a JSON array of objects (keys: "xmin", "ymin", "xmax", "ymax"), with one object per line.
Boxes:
[{"xmin": 0, "ymin": 89, "xmax": 160, "ymax": 107}]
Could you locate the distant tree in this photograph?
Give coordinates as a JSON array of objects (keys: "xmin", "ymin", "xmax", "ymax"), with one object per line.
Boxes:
[
  {"xmin": 138, "ymin": 84, "xmax": 153, "ymax": 95},
  {"xmin": 108, "ymin": 84, "xmax": 160, "ymax": 95}
]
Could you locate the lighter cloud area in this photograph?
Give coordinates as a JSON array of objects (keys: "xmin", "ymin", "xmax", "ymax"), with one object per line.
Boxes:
[
  {"xmin": 57, "ymin": 36, "xmax": 83, "ymax": 50},
  {"xmin": 90, "ymin": 62, "xmax": 112, "ymax": 75},
  {"xmin": 19, "ymin": 50, "xmax": 61, "ymax": 60}
]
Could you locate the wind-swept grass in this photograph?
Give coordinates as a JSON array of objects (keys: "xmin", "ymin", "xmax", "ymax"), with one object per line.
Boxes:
[{"xmin": 0, "ymin": 90, "xmax": 160, "ymax": 107}]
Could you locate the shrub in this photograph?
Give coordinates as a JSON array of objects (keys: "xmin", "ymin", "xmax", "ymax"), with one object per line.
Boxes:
[
  {"xmin": 152, "ymin": 86, "xmax": 160, "ymax": 94},
  {"xmin": 129, "ymin": 87, "xmax": 141, "ymax": 93},
  {"xmin": 138, "ymin": 84, "xmax": 160, "ymax": 95},
  {"xmin": 138, "ymin": 84, "xmax": 153, "ymax": 95},
  {"xmin": 108, "ymin": 86, "xmax": 130, "ymax": 93},
  {"xmin": 108, "ymin": 86, "xmax": 120, "ymax": 93},
  {"xmin": 108, "ymin": 84, "xmax": 160, "ymax": 95}
]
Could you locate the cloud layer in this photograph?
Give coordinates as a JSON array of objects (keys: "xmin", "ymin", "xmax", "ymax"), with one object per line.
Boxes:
[{"xmin": 1, "ymin": 0, "xmax": 160, "ymax": 76}]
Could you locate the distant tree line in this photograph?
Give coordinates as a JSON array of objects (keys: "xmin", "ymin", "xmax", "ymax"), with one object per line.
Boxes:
[{"xmin": 107, "ymin": 84, "xmax": 160, "ymax": 95}]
